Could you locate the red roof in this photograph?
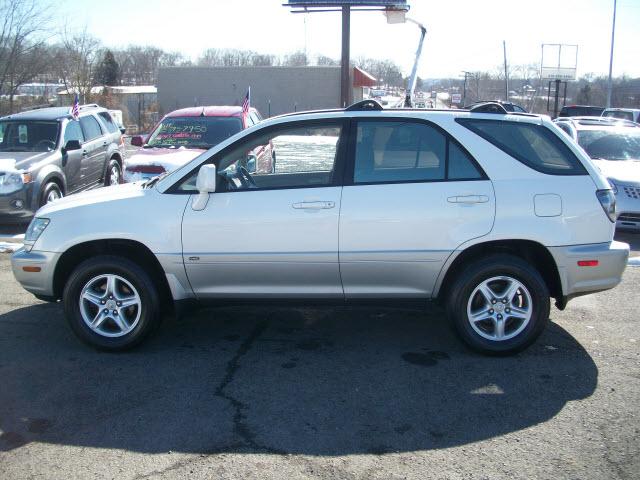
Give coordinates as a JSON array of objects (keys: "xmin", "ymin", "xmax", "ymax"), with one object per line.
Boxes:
[
  {"xmin": 353, "ymin": 67, "xmax": 377, "ymax": 88},
  {"xmin": 166, "ymin": 106, "xmax": 247, "ymax": 118}
]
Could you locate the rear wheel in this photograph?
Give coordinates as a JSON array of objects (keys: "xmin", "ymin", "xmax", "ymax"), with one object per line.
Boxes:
[
  {"xmin": 446, "ymin": 254, "xmax": 550, "ymax": 355},
  {"xmin": 105, "ymin": 158, "xmax": 122, "ymax": 186},
  {"xmin": 40, "ymin": 182, "xmax": 63, "ymax": 207},
  {"xmin": 63, "ymin": 255, "xmax": 161, "ymax": 351}
]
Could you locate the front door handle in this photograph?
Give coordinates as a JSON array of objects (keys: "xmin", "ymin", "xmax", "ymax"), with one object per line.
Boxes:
[
  {"xmin": 447, "ymin": 195, "xmax": 489, "ymax": 204},
  {"xmin": 292, "ymin": 201, "xmax": 335, "ymax": 210},
  {"xmin": 82, "ymin": 150, "xmax": 88, "ymax": 157}
]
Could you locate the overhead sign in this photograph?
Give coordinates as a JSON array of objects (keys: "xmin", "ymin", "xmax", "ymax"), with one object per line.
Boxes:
[{"xmin": 285, "ymin": 1, "xmax": 409, "ymax": 9}]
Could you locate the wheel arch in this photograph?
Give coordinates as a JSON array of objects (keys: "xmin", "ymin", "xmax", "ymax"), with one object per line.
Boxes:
[
  {"xmin": 435, "ymin": 239, "xmax": 562, "ymax": 304},
  {"xmin": 53, "ymin": 239, "xmax": 174, "ymax": 314}
]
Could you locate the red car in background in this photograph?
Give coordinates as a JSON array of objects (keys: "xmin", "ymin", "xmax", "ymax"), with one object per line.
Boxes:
[{"xmin": 124, "ymin": 105, "xmax": 273, "ymax": 182}]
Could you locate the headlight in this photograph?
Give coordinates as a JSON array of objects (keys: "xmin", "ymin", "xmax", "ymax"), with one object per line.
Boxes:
[
  {"xmin": 607, "ymin": 179, "xmax": 618, "ymax": 194},
  {"xmin": 25, "ymin": 218, "xmax": 50, "ymax": 245},
  {"xmin": 0, "ymin": 172, "xmax": 24, "ymax": 194}
]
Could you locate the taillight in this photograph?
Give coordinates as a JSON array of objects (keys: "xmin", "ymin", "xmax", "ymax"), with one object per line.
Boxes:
[
  {"xmin": 125, "ymin": 164, "xmax": 166, "ymax": 174},
  {"xmin": 596, "ymin": 189, "xmax": 616, "ymax": 222}
]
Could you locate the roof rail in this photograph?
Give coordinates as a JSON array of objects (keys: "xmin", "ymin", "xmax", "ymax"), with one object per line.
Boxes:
[
  {"xmin": 79, "ymin": 103, "xmax": 100, "ymax": 110},
  {"xmin": 345, "ymin": 99, "xmax": 383, "ymax": 112},
  {"xmin": 468, "ymin": 102, "xmax": 509, "ymax": 114}
]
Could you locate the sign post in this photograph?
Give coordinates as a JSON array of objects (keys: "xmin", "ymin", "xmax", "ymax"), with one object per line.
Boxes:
[{"xmin": 284, "ymin": 1, "xmax": 410, "ymax": 107}]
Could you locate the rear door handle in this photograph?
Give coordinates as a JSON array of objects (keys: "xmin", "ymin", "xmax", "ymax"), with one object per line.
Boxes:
[
  {"xmin": 292, "ymin": 201, "xmax": 335, "ymax": 210},
  {"xmin": 447, "ymin": 195, "xmax": 489, "ymax": 204}
]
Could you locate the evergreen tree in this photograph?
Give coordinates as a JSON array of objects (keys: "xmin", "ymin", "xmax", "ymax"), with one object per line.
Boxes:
[{"xmin": 95, "ymin": 50, "xmax": 120, "ymax": 86}]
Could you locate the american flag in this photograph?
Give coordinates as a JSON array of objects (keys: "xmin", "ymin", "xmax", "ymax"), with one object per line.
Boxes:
[
  {"xmin": 71, "ymin": 94, "xmax": 80, "ymax": 120},
  {"xmin": 241, "ymin": 87, "xmax": 250, "ymax": 114}
]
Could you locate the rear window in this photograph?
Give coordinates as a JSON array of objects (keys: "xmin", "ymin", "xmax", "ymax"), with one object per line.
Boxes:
[
  {"xmin": 603, "ymin": 110, "xmax": 634, "ymax": 122},
  {"xmin": 559, "ymin": 106, "xmax": 605, "ymax": 117},
  {"xmin": 457, "ymin": 119, "xmax": 587, "ymax": 175},
  {"xmin": 146, "ymin": 116, "xmax": 243, "ymax": 149}
]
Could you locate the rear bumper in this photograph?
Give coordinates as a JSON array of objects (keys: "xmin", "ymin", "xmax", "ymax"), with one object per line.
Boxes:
[{"xmin": 548, "ymin": 241, "xmax": 629, "ymax": 302}]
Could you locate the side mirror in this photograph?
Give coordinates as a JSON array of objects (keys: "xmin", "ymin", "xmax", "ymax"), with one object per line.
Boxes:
[
  {"xmin": 119, "ymin": 127, "xmax": 127, "ymax": 135},
  {"xmin": 63, "ymin": 140, "xmax": 81, "ymax": 152},
  {"xmin": 131, "ymin": 135, "xmax": 145, "ymax": 147},
  {"xmin": 192, "ymin": 164, "xmax": 217, "ymax": 211}
]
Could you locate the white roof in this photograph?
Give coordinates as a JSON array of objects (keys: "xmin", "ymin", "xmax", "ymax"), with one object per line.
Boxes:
[{"xmin": 58, "ymin": 85, "xmax": 157, "ymax": 95}]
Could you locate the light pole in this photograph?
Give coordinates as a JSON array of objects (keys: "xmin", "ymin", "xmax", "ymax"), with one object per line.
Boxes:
[{"xmin": 606, "ymin": 0, "xmax": 617, "ymax": 108}]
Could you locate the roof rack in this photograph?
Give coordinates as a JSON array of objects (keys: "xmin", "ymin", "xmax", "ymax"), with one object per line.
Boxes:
[
  {"xmin": 79, "ymin": 103, "xmax": 100, "ymax": 110},
  {"xmin": 345, "ymin": 99, "xmax": 383, "ymax": 111}
]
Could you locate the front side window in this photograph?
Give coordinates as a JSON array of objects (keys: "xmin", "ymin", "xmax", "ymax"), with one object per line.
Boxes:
[
  {"xmin": 64, "ymin": 120, "xmax": 84, "ymax": 144},
  {"xmin": 175, "ymin": 121, "xmax": 343, "ymax": 192},
  {"xmin": 458, "ymin": 119, "xmax": 587, "ymax": 175},
  {"xmin": 79, "ymin": 115, "xmax": 103, "ymax": 141},
  {"xmin": 146, "ymin": 116, "xmax": 243, "ymax": 149},
  {"xmin": 353, "ymin": 120, "xmax": 482, "ymax": 183},
  {"xmin": 0, "ymin": 121, "xmax": 59, "ymax": 152}
]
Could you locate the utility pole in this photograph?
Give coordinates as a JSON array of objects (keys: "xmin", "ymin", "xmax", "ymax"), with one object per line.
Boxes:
[
  {"xmin": 606, "ymin": 0, "xmax": 617, "ymax": 108},
  {"xmin": 503, "ymin": 40, "xmax": 509, "ymax": 101},
  {"xmin": 340, "ymin": 6, "xmax": 351, "ymax": 107}
]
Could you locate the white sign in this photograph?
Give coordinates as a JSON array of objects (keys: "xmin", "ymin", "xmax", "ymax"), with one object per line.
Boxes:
[
  {"xmin": 451, "ymin": 93, "xmax": 462, "ymax": 104},
  {"xmin": 541, "ymin": 44, "xmax": 578, "ymax": 81}
]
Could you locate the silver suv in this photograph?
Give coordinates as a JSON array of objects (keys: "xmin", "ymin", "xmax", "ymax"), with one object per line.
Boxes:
[
  {"xmin": 11, "ymin": 101, "xmax": 629, "ymax": 354},
  {"xmin": 0, "ymin": 104, "xmax": 125, "ymax": 223}
]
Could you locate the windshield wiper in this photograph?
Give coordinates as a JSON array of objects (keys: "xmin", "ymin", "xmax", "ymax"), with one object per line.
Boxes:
[{"xmin": 143, "ymin": 172, "xmax": 170, "ymax": 189}]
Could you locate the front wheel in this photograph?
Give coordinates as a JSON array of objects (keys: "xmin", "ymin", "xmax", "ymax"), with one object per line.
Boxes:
[
  {"xmin": 446, "ymin": 254, "xmax": 550, "ymax": 355},
  {"xmin": 63, "ymin": 255, "xmax": 161, "ymax": 351},
  {"xmin": 40, "ymin": 182, "xmax": 63, "ymax": 207}
]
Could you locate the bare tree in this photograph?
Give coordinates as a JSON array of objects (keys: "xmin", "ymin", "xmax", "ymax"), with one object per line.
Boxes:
[{"xmin": 55, "ymin": 27, "xmax": 102, "ymax": 103}]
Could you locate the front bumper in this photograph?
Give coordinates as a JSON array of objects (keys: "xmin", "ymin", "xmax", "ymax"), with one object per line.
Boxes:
[
  {"xmin": 615, "ymin": 186, "xmax": 640, "ymax": 231},
  {"xmin": 548, "ymin": 241, "xmax": 629, "ymax": 304},
  {"xmin": 0, "ymin": 184, "xmax": 36, "ymax": 223},
  {"xmin": 11, "ymin": 248, "xmax": 61, "ymax": 298}
]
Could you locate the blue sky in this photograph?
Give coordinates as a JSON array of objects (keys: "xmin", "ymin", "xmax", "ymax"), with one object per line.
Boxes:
[{"xmin": 58, "ymin": 0, "xmax": 640, "ymax": 79}]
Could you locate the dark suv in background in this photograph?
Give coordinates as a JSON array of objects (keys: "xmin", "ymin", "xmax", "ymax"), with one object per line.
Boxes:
[{"xmin": 0, "ymin": 104, "xmax": 125, "ymax": 223}]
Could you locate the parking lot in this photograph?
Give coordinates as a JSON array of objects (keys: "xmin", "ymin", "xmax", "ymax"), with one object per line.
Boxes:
[{"xmin": 0, "ymin": 234, "xmax": 638, "ymax": 480}]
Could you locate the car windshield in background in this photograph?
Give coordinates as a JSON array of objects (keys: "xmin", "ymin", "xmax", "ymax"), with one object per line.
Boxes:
[
  {"xmin": 145, "ymin": 116, "xmax": 243, "ymax": 149},
  {"xmin": 0, "ymin": 121, "xmax": 59, "ymax": 152},
  {"xmin": 577, "ymin": 129, "xmax": 640, "ymax": 160},
  {"xmin": 603, "ymin": 111, "xmax": 634, "ymax": 122}
]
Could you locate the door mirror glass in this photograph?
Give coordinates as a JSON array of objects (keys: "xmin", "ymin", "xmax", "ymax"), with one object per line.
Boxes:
[
  {"xmin": 196, "ymin": 164, "xmax": 217, "ymax": 193},
  {"xmin": 64, "ymin": 139, "xmax": 81, "ymax": 152}
]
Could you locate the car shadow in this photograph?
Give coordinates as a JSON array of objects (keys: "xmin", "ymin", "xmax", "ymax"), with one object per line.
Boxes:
[{"xmin": 0, "ymin": 302, "xmax": 597, "ymax": 455}]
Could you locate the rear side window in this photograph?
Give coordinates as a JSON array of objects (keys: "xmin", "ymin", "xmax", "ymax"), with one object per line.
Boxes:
[
  {"xmin": 79, "ymin": 115, "xmax": 103, "ymax": 141},
  {"xmin": 457, "ymin": 119, "xmax": 587, "ymax": 175},
  {"xmin": 353, "ymin": 120, "xmax": 483, "ymax": 184},
  {"xmin": 98, "ymin": 112, "xmax": 119, "ymax": 134}
]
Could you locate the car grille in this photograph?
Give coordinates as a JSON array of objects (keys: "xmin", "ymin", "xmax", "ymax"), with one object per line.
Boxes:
[
  {"xmin": 622, "ymin": 186, "xmax": 640, "ymax": 199},
  {"xmin": 618, "ymin": 213, "xmax": 640, "ymax": 222}
]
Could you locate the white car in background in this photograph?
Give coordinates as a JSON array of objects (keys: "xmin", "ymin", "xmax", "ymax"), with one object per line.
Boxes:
[{"xmin": 554, "ymin": 116, "xmax": 640, "ymax": 231}]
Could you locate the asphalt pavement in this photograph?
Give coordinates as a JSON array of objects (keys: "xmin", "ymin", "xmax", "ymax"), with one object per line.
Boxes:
[{"xmin": 0, "ymin": 247, "xmax": 638, "ymax": 479}]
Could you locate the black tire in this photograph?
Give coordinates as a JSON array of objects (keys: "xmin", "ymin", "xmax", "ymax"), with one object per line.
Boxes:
[
  {"xmin": 446, "ymin": 254, "xmax": 550, "ymax": 356},
  {"xmin": 39, "ymin": 181, "xmax": 63, "ymax": 207},
  {"xmin": 105, "ymin": 158, "xmax": 122, "ymax": 186},
  {"xmin": 63, "ymin": 255, "xmax": 161, "ymax": 351}
]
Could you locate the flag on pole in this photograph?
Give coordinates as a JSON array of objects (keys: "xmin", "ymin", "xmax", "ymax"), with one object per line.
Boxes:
[
  {"xmin": 71, "ymin": 94, "xmax": 80, "ymax": 120},
  {"xmin": 241, "ymin": 87, "xmax": 251, "ymax": 114}
]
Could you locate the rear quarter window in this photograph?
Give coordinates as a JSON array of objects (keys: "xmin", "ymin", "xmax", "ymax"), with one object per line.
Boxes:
[{"xmin": 457, "ymin": 119, "xmax": 587, "ymax": 175}]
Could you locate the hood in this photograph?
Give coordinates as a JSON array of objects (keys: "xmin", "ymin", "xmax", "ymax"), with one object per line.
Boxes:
[
  {"xmin": 0, "ymin": 151, "xmax": 52, "ymax": 171},
  {"xmin": 591, "ymin": 159, "xmax": 640, "ymax": 185},
  {"xmin": 37, "ymin": 181, "xmax": 148, "ymax": 217},
  {"xmin": 125, "ymin": 147, "xmax": 204, "ymax": 173}
]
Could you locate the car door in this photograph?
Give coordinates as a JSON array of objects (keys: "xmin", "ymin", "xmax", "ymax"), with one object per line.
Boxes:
[
  {"xmin": 79, "ymin": 114, "xmax": 108, "ymax": 187},
  {"xmin": 339, "ymin": 118, "xmax": 495, "ymax": 299},
  {"xmin": 60, "ymin": 119, "xmax": 85, "ymax": 192},
  {"xmin": 180, "ymin": 118, "xmax": 347, "ymax": 299}
]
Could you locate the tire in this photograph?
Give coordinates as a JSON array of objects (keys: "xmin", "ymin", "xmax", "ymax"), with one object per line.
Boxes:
[
  {"xmin": 446, "ymin": 254, "xmax": 550, "ymax": 355},
  {"xmin": 63, "ymin": 255, "xmax": 161, "ymax": 351},
  {"xmin": 105, "ymin": 158, "xmax": 122, "ymax": 186},
  {"xmin": 39, "ymin": 181, "xmax": 63, "ymax": 207}
]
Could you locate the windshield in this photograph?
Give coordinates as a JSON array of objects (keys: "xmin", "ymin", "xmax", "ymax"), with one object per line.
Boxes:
[
  {"xmin": 603, "ymin": 111, "xmax": 634, "ymax": 121},
  {"xmin": 145, "ymin": 116, "xmax": 243, "ymax": 149},
  {"xmin": 577, "ymin": 129, "xmax": 640, "ymax": 160},
  {"xmin": 0, "ymin": 120, "xmax": 59, "ymax": 152}
]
